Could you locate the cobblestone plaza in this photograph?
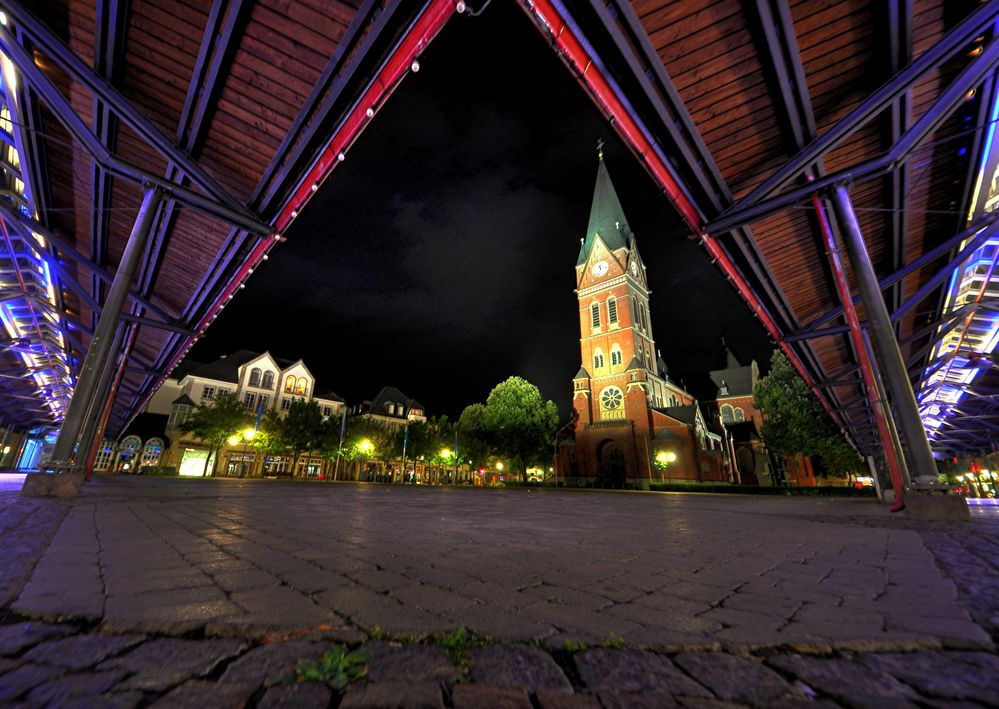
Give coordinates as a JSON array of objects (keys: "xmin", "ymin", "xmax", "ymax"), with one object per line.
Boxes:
[{"xmin": 1, "ymin": 477, "xmax": 998, "ymax": 705}]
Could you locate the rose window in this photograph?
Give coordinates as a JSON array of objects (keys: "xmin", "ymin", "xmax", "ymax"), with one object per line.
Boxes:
[{"xmin": 601, "ymin": 386, "xmax": 623, "ymax": 409}]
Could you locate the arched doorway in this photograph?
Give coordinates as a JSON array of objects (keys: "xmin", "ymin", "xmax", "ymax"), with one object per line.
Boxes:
[{"xmin": 596, "ymin": 440, "xmax": 626, "ymax": 488}]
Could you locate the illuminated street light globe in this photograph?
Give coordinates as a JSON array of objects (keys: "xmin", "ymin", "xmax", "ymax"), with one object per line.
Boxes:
[
  {"xmin": 242, "ymin": 427, "xmax": 256, "ymax": 441},
  {"xmin": 496, "ymin": 461, "xmax": 503, "ymax": 471},
  {"xmin": 440, "ymin": 448, "xmax": 452, "ymax": 459},
  {"xmin": 666, "ymin": 451, "xmax": 677, "ymax": 463},
  {"xmin": 227, "ymin": 435, "xmax": 240, "ymax": 446},
  {"xmin": 359, "ymin": 439, "xmax": 373, "ymax": 453}
]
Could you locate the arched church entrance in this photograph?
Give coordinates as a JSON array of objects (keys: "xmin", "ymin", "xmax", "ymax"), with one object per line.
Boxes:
[{"xmin": 596, "ymin": 440, "xmax": 626, "ymax": 488}]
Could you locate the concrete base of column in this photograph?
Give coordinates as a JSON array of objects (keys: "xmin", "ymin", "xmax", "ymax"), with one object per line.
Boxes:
[
  {"xmin": 903, "ymin": 492, "xmax": 970, "ymax": 521},
  {"xmin": 21, "ymin": 472, "xmax": 85, "ymax": 498}
]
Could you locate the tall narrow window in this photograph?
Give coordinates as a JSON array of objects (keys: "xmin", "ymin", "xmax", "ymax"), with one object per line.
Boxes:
[
  {"xmin": 284, "ymin": 375, "xmax": 295, "ymax": 393},
  {"xmin": 591, "ymin": 302, "xmax": 600, "ymax": 328},
  {"xmin": 262, "ymin": 371, "xmax": 274, "ymax": 388},
  {"xmin": 296, "ymin": 377, "xmax": 307, "ymax": 395},
  {"xmin": 721, "ymin": 405, "xmax": 734, "ymax": 423},
  {"xmin": 244, "ymin": 392, "xmax": 257, "ymax": 409},
  {"xmin": 608, "ymin": 298, "xmax": 618, "ymax": 324},
  {"xmin": 593, "ymin": 350, "xmax": 605, "ymax": 369},
  {"xmin": 734, "ymin": 408, "xmax": 746, "ymax": 422},
  {"xmin": 611, "ymin": 345, "xmax": 623, "ymax": 366},
  {"xmin": 249, "ymin": 368, "xmax": 261, "ymax": 386},
  {"xmin": 640, "ymin": 303, "xmax": 648, "ymax": 331},
  {"xmin": 259, "ymin": 394, "xmax": 270, "ymax": 410}
]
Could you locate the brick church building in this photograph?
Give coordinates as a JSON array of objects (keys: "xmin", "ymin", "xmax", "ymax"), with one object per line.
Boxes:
[{"xmin": 560, "ymin": 153, "xmax": 729, "ymax": 488}]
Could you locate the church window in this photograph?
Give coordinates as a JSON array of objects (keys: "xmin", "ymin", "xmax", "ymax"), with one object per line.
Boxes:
[
  {"xmin": 284, "ymin": 375, "xmax": 295, "ymax": 394},
  {"xmin": 591, "ymin": 302, "xmax": 600, "ymax": 328},
  {"xmin": 608, "ymin": 298, "xmax": 618, "ymax": 324},
  {"xmin": 611, "ymin": 347, "xmax": 622, "ymax": 366},
  {"xmin": 734, "ymin": 407, "xmax": 746, "ymax": 422},
  {"xmin": 600, "ymin": 386, "xmax": 623, "ymax": 409},
  {"xmin": 670, "ymin": 395, "xmax": 678, "ymax": 407},
  {"xmin": 721, "ymin": 404, "xmax": 734, "ymax": 423},
  {"xmin": 296, "ymin": 377, "xmax": 307, "ymax": 395},
  {"xmin": 262, "ymin": 371, "xmax": 274, "ymax": 388},
  {"xmin": 249, "ymin": 368, "xmax": 261, "ymax": 386},
  {"xmin": 593, "ymin": 349, "xmax": 605, "ymax": 369},
  {"xmin": 640, "ymin": 303, "xmax": 648, "ymax": 331}
]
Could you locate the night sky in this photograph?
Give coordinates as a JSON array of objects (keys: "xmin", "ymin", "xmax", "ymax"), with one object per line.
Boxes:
[{"xmin": 188, "ymin": 1, "xmax": 775, "ymax": 419}]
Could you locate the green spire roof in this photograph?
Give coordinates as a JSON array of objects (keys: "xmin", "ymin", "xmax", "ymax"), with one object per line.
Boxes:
[{"xmin": 577, "ymin": 158, "xmax": 632, "ymax": 266}]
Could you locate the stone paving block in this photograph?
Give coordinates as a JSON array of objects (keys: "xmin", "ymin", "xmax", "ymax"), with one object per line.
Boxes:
[
  {"xmin": 766, "ymin": 653, "xmax": 918, "ymax": 703},
  {"xmin": 101, "ymin": 637, "xmax": 247, "ymax": 692},
  {"xmin": 339, "ymin": 680, "xmax": 444, "ymax": 708},
  {"xmin": 257, "ymin": 681, "xmax": 333, "ymax": 708},
  {"xmin": 698, "ymin": 606, "xmax": 786, "ymax": 635},
  {"xmin": 230, "ymin": 586, "xmax": 332, "ymax": 621},
  {"xmin": 535, "ymin": 689, "xmax": 602, "ymax": 708},
  {"xmin": 349, "ymin": 568, "xmax": 415, "ymax": 593},
  {"xmin": 573, "ymin": 649, "xmax": 709, "ymax": 696},
  {"xmin": 148, "ymin": 679, "xmax": 257, "ymax": 708},
  {"xmin": 467, "ymin": 645, "xmax": 572, "ymax": 691},
  {"xmin": 603, "ymin": 602, "xmax": 722, "ymax": 634},
  {"xmin": 102, "ymin": 599, "xmax": 244, "ymax": 635},
  {"xmin": 721, "ymin": 591, "xmax": 802, "ymax": 619},
  {"xmin": 675, "ymin": 698, "xmax": 745, "ymax": 709},
  {"xmin": 104, "ymin": 571, "xmax": 213, "ymax": 596},
  {"xmin": 26, "ymin": 669, "xmax": 128, "ymax": 704},
  {"xmin": 673, "ymin": 652, "xmax": 793, "ymax": 703},
  {"xmin": 517, "ymin": 585, "xmax": 612, "ymax": 611},
  {"xmin": 452, "ymin": 684, "xmax": 532, "ymax": 708},
  {"xmin": 214, "ymin": 569, "xmax": 283, "ymax": 592},
  {"xmin": 219, "ymin": 639, "xmax": 330, "ymax": 686},
  {"xmin": 12, "ymin": 590, "xmax": 105, "ymax": 620},
  {"xmin": 280, "ymin": 568, "xmax": 354, "ymax": 594},
  {"xmin": 23, "ymin": 632, "xmax": 144, "ymax": 670},
  {"xmin": 0, "ymin": 662, "xmax": 63, "ymax": 702},
  {"xmin": 597, "ymin": 690, "xmax": 680, "ymax": 708},
  {"xmin": 363, "ymin": 641, "xmax": 457, "ymax": 683},
  {"xmin": 884, "ymin": 615, "xmax": 992, "ymax": 648},
  {"xmin": 0, "ymin": 622, "xmax": 76, "ymax": 656},
  {"xmin": 391, "ymin": 584, "xmax": 478, "ymax": 613},
  {"xmin": 521, "ymin": 603, "xmax": 641, "ymax": 638},
  {"xmin": 316, "ymin": 586, "xmax": 451, "ymax": 636},
  {"xmin": 442, "ymin": 605, "xmax": 557, "ymax": 642},
  {"xmin": 862, "ymin": 651, "xmax": 999, "ymax": 703}
]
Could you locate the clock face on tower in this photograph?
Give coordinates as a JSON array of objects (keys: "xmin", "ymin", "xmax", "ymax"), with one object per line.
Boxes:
[{"xmin": 592, "ymin": 260, "xmax": 609, "ymax": 277}]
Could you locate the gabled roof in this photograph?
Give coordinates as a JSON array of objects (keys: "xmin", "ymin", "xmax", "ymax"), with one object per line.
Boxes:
[
  {"xmin": 171, "ymin": 394, "xmax": 195, "ymax": 407},
  {"xmin": 182, "ymin": 350, "xmax": 262, "ymax": 384},
  {"xmin": 577, "ymin": 158, "xmax": 633, "ymax": 266},
  {"xmin": 361, "ymin": 386, "xmax": 424, "ymax": 418},
  {"xmin": 709, "ymin": 367, "xmax": 754, "ymax": 398},
  {"xmin": 659, "ymin": 404, "xmax": 697, "ymax": 425},
  {"xmin": 574, "ymin": 366, "xmax": 590, "ymax": 380},
  {"xmin": 626, "ymin": 355, "xmax": 644, "ymax": 371},
  {"xmin": 314, "ymin": 391, "xmax": 345, "ymax": 403}
]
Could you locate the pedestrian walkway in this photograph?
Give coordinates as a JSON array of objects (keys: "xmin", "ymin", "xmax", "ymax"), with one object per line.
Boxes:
[{"xmin": 1, "ymin": 476, "xmax": 996, "ymax": 706}]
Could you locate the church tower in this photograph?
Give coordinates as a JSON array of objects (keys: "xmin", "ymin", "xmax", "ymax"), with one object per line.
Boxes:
[{"xmin": 566, "ymin": 149, "xmax": 722, "ymax": 488}]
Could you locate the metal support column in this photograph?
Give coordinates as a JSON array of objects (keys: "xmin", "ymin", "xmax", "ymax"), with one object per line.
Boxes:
[
  {"xmin": 830, "ymin": 185, "xmax": 938, "ymax": 481},
  {"xmin": 76, "ymin": 322, "xmax": 127, "ymax": 477},
  {"xmin": 864, "ymin": 329, "xmax": 911, "ymax": 486},
  {"xmin": 47, "ymin": 186, "xmax": 163, "ymax": 470},
  {"xmin": 812, "ymin": 193, "xmax": 907, "ymax": 509}
]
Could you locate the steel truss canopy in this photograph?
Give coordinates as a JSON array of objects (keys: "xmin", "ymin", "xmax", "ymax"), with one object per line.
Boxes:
[{"xmin": 0, "ymin": 0, "xmax": 996, "ymax": 460}]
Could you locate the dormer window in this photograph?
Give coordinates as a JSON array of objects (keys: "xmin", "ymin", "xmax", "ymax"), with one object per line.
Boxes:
[
  {"xmin": 720, "ymin": 379, "xmax": 729, "ymax": 396},
  {"xmin": 387, "ymin": 403, "xmax": 395, "ymax": 415}
]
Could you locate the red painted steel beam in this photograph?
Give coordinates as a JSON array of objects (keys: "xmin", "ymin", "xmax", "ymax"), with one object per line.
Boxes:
[
  {"xmin": 130, "ymin": 0, "xmax": 460, "ymax": 419},
  {"xmin": 518, "ymin": 0, "xmax": 846, "ymax": 431}
]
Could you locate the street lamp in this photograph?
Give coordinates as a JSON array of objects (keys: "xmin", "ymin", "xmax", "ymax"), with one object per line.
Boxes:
[
  {"xmin": 359, "ymin": 438, "xmax": 373, "ymax": 481},
  {"xmin": 655, "ymin": 450, "xmax": 677, "ymax": 483},
  {"xmin": 440, "ymin": 448, "xmax": 452, "ymax": 485}
]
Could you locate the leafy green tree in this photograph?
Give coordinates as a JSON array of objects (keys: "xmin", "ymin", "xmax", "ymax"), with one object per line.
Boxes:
[
  {"xmin": 457, "ymin": 404, "xmax": 491, "ymax": 467},
  {"xmin": 280, "ymin": 399, "xmax": 327, "ymax": 476},
  {"xmin": 481, "ymin": 376, "xmax": 559, "ymax": 483},
  {"xmin": 179, "ymin": 391, "xmax": 251, "ymax": 477},
  {"xmin": 754, "ymin": 352, "xmax": 863, "ymax": 476}
]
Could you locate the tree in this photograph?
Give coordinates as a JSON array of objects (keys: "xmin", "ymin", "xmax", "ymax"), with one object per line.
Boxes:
[
  {"xmin": 754, "ymin": 351, "xmax": 863, "ymax": 477},
  {"xmin": 280, "ymin": 399, "xmax": 327, "ymax": 476},
  {"xmin": 457, "ymin": 404, "xmax": 492, "ymax": 469},
  {"xmin": 481, "ymin": 376, "xmax": 559, "ymax": 483},
  {"xmin": 179, "ymin": 391, "xmax": 251, "ymax": 477}
]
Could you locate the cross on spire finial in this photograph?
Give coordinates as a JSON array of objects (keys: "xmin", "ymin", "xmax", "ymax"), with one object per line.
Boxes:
[{"xmin": 596, "ymin": 138, "xmax": 605, "ymax": 161}]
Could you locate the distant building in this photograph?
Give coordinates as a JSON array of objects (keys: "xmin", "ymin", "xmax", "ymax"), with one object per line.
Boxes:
[
  {"xmin": 559, "ymin": 154, "xmax": 729, "ymax": 488},
  {"xmin": 352, "ymin": 386, "xmax": 427, "ymax": 427},
  {"xmin": 95, "ymin": 350, "xmax": 345, "ymax": 477}
]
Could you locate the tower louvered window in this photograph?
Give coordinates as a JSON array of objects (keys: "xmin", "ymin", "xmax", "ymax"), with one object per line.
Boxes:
[
  {"xmin": 591, "ymin": 302, "xmax": 600, "ymax": 328},
  {"xmin": 608, "ymin": 297, "xmax": 618, "ymax": 323}
]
